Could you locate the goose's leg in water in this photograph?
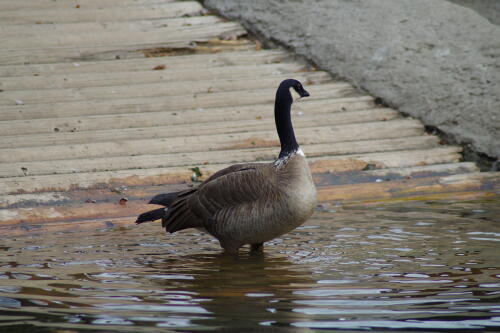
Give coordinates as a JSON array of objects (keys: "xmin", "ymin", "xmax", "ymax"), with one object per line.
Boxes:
[{"xmin": 250, "ymin": 243, "xmax": 264, "ymax": 253}]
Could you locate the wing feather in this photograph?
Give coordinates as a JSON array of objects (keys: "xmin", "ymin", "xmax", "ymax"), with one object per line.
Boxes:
[
  {"xmin": 161, "ymin": 163, "xmax": 278, "ymax": 234},
  {"xmin": 188, "ymin": 164, "xmax": 277, "ymax": 226}
]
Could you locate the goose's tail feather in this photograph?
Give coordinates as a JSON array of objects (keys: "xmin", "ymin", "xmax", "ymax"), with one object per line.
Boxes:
[
  {"xmin": 135, "ymin": 208, "xmax": 166, "ymax": 224},
  {"xmin": 148, "ymin": 192, "xmax": 180, "ymax": 206},
  {"xmin": 148, "ymin": 188, "xmax": 196, "ymax": 206}
]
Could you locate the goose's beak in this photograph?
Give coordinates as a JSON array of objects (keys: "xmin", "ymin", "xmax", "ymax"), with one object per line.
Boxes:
[{"xmin": 300, "ymin": 90, "xmax": 310, "ymax": 98}]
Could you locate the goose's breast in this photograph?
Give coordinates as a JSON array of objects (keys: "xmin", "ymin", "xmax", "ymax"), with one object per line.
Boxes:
[{"xmin": 283, "ymin": 155, "xmax": 317, "ymax": 219}]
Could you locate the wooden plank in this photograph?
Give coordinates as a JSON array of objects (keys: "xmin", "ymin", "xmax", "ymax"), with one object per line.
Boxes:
[
  {"xmin": 0, "ymin": 88, "xmax": 372, "ymax": 122},
  {"xmin": 0, "ymin": 107, "xmax": 397, "ymax": 148},
  {"xmin": 0, "ymin": 49, "xmax": 288, "ymax": 77},
  {"xmin": 0, "ymin": 38, "xmax": 258, "ymax": 65},
  {"xmin": 0, "ymin": 202, "xmax": 159, "ymax": 226},
  {"xmin": 1, "ymin": 22, "xmax": 244, "ymax": 49},
  {"xmin": 0, "ymin": 23, "xmax": 246, "ymax": 66},
  {"xmin": 0, "ymin": 0, "xmax": 176, "ymax": 11},
  {"xmin": 438, "ymin": 172, "xmax": 500, "ymax": 187},
  {"xmin": 2, "ymin": 186, "xmax": 496, "ymax": 236},
  {"xmin": 0, "ymin": 15, "xmax": 220, "ymax": 39},
  {"xmin": 0, "ymin": 162, "xmax": 479, "ymax": 208},
  {"xmin": 1, "ymin": 164, "xmax": 491, "ymax": 226},
  {"xmin": 0, "ymin": 146, "xmax": 464, "ymax": 195},
  {"xmin": 0, "ymin": 2, "xmax": 203, "ymax": 24},
  {"xmin": 0, "ymin": 128, "xmax": 432, "ymax": 164},
  {"xmin": 0, "ymin": 118, "xmax": 423, "ymax": 163},
  {"xmin": 5, "ymin": 193, "xmax": 498, "ymax": 237},
  {"xmin": 0, "ymin": 192, "xmax": 73, "ymax": 208},
  {"xmin": 317, "ymin": 172, "xmax": 500, "ymax": 203},
  {"xmin": 0, "ymin": 143, "xmax": 458, "ymax": 178},
  {"xmin": 0, "ymin": 72, "xmax": 334, "ymax": 106},
  {"xmin": 0, "ymin": 96, "xmax": 375, "ymax": 127},
  {"xmin": 0, "ymin": 63, "xmax": 305, "ymax": 91},
  {"xmin": 362, "ymin": 162, "xmax": 479, "ymax": 177}
]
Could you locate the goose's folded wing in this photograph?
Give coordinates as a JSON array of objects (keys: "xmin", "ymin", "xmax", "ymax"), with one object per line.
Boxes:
[
  {"xmin": 187, "ymin": 165, "xmax": 278, "ymax": 222},
  {"xmin": 149, "ymin": 188, "xmax": 195, "ymax": 206},
  {"xmin": 162, "ymin": 164, "xmax": 273, "ymax": 233}
]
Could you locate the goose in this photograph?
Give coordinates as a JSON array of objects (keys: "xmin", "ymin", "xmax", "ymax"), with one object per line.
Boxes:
[{"xmin": 136, "ymin": 79, "xmax": 317, "ymax": 254}]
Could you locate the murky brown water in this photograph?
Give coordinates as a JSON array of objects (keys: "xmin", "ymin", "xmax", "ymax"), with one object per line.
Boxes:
[{"xmin": 1, "ymin": 197, "xmax": 499, "ymax": 332}]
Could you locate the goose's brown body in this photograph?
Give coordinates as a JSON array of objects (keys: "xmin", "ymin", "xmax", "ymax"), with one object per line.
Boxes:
[
  {"xmin": 136, "ymin": 79, "xmax": 316, "ymax": 253},
  {"xmin": 162, "ymin": 154, "xmax": 316, "ymax": 253}
]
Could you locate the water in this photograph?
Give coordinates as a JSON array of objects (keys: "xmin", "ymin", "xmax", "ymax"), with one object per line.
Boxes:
[{"xmin": 1, "ymin": 197, "xmax": 499, "ymax": 332}]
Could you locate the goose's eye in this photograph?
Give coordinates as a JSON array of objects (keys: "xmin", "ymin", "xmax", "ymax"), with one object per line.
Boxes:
[{"xmin": 293, "ymin": 84, "xmax": 310, "ymax": 98}]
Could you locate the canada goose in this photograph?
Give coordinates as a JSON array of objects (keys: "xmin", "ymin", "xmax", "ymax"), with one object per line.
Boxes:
[{"xmin": 136, "ymin": 79, "xmax": 317, "ymax": 254}]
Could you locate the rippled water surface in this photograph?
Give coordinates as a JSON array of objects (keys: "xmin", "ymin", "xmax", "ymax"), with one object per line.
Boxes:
[{"xmin": 1, "ymin": 197, "xmax": 499, "ymax": 332}]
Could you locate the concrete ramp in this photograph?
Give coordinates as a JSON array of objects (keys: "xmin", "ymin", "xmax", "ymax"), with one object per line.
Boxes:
[{"xmin": 0, "ymin": 0, "xmax": 497, "ymax": 234}]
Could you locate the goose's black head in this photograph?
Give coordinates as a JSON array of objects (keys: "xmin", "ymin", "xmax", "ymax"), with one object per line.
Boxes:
[{"xmin": 278, "ymin": 79, "xmax": 310, "ymax": 100}]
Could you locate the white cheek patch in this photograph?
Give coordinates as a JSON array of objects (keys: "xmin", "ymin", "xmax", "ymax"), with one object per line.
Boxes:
[
  {"xmin": 297, "ymin": 148, "xmax": 305, "ymax": 157},
  {"xmin": 289, "ymin": 87, "xmax": 302, "ymax": 101}
]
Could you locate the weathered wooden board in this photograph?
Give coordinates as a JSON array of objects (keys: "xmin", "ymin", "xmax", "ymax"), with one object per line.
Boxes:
[
  {"xmin": 0, "ymin": 72, "xmax": 335, "ymax": 106},
  {"xmin": 0, "ymin": 162, "xmax": 480, "ymax": 208},
  {"xmin": 0, "ymin": 118, "xmax": 425, "ymax": 163},
  {"xmin": 0, "ymin": 63, "xmax": 305, "ymax": 92},
  {"xmin": 0, "ymin": 1, "xmax": 203, "ymax": 24},
  {"xmin": 0, "ymin": 93, "xmax": 371, "ymax": 125},
  {"xmin": 0, "ymin": 24, "xmax": 246, "ymax": 66},
  {"xmin": 0, "ymin": 14, "xmax": 214, "ymax": 39},
  {"xmin": 0, "ymin": 108, "xmax": 399, "ymax": 150},
  {"xmin": 2, "ymin": 168, "xmax": 496, "ymax": 231},
  {"xmin": 1, "ymin": 135, "xmax": 449, "ymax": 178},
  {"xmin": 0, "ymin": 161, "xmax": 482, "ymax": 198},
  {"xmin": 317, "ymin": 172, "xmax": 500, "ymax": 203},
  {"xmin": 0, "ymin": 0, "xmax": 176, "ymax": 11},
  {"xmin": 0, "ymin": 49, "xmax": 288, "ymax": 77},
  {"xmin": 0, "ymin": 145, "xmax": 462, "ymax": 191},
  {"xmin": 0, "ymin": 38, "xmax": 258, "ymax": 65},
  {"xmin": 2, "ymin": 22, "xmax": 244, "ymax": 50},
  {"xmin": 0, "ymin": 96, "xmax": 374, "ymax": 125}
]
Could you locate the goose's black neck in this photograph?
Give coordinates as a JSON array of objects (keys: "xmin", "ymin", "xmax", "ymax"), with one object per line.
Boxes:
[{"xmin": 275, "ymin": 85, "xmax": 299, "ymax": 160}]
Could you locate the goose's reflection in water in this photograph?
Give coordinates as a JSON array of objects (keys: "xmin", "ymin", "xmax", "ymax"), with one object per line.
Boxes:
[{"xmin": 146, "ymin": 252, "xmax": 316, "ymax": 331}]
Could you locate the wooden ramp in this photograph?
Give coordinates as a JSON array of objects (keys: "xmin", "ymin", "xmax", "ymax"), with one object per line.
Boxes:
[{"xmin": 0, "ymin": 0, "xmax": 498, "ymax": 234}]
